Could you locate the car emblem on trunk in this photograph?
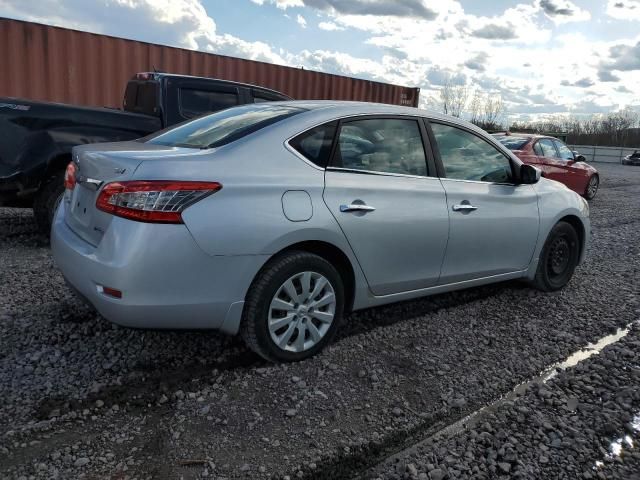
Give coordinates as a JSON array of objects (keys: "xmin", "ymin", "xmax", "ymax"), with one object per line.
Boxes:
[{"xmin": 114, "ymin": 167, "xmax": 126, "ymax": 174}]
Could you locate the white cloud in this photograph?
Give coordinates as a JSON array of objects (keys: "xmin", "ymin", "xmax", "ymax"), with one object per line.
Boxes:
[
  {"xmin": 258, "ymin": 0, "xmax": 439, "ymax": 19},
  {"xmin": 538, "ymin": 0, "xmax": 591, "ymax": 24},
  {"xmin": 318, "ymin": 21, "xmax": 343, "ymax": 31},
  {"xmin": 606, "ymin": 0, "xmax": 640, "ymax": 20},
  {"xmin": 251, "ymin": 0, "xmax": 304, "ymax": 8},
  {"xmin": 1, "ymin": 0, "xmax": 638, "ymax": 118}
]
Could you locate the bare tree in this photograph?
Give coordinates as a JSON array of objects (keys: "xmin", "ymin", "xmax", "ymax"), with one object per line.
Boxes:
[
  {"xmin": 508, "ymin": 107, "xmax": 640, "ymax": 147},
  {"xmin": 469, "ymin": 89, "xmax": 483, "ymax": 125},
  {"xmin": 481, "ymin": 94, "xmax": 505, "ymax": 130},
  {"xmin": 440, "ymin": 78, "xmax": 469, "ymax": 118}
]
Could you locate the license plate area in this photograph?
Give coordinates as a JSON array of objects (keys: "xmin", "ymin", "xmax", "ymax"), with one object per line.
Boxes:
[{"xmin": 70, "ymin": 185, "xmax": 96, "ymax": 227}]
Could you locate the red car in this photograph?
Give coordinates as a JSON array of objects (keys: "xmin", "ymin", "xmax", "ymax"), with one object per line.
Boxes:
[{"xmin": 494, "ymin": 133, "xmax": 599, "ymax": 200}]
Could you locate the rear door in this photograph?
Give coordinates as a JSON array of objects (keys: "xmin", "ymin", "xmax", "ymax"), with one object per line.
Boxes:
[
  {"xmin": 428, "ymin": 121, "xmax": 539, "ymax": 284},
  {"xmin": 322, "ymin": 116, "xmax": 449, "ymax": 295}
]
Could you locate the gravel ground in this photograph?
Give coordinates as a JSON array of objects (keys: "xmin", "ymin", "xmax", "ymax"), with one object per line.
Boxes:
[
  {"xmin": 368, "ymin": 323, "xmax": 640, "ymax": 480},
  {"xmin": 0, "ymin": 162, "xmax": 638, "ymax": 479}
]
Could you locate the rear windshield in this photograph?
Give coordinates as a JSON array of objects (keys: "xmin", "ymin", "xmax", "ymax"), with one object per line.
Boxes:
[
  {"xmin": 146, "ymin": 104, "xmax": 305, "ymax": 149},
  {"xmin": 494, "ymin": 135, "xmax": 529, "ymax": 151}
]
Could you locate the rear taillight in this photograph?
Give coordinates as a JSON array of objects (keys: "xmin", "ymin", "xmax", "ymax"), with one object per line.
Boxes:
[
  {"xmin": 96, "ymin": 180, "xmax": 222, "ymax": 223},
  {"xmin": 64, "ymin": 162, "xmax": 77, "ymax": 190}
]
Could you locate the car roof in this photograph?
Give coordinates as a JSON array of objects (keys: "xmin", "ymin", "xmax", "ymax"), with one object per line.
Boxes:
[
  {"xmin": 492, "ymin": 132, "xmax": 554, "ymax": 140},
  {"xmin": 264, "ymin": 100, "xmax": 491, "ymax": 136}
]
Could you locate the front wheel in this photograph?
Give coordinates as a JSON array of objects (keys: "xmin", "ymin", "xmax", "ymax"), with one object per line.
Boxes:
[
  {"xmin": 532, "ymin": 221, "xmax": 580, "ymax": 292},
  {"xmin": 241, "ymin": 251, "xmax": 344, "ymax": 362},
  {"xmin": 584, "ymin": 174, "xmax": 599, "ymax": 200}
]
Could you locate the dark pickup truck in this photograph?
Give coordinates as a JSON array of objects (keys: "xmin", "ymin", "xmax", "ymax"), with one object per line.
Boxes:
[{"xmin": 0, "ymin": 72, "xmax": 291, "ymax": 230}]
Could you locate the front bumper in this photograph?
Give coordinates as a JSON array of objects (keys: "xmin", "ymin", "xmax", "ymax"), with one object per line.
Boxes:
[{"xmin": 50, "ymin": 203, "xmax": 268, "ymax": 333}]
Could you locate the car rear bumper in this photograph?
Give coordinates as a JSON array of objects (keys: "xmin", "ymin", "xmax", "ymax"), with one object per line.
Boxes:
[{"xmin": 50, "ymin": 202, "xmax": 267, "ymax": 334}]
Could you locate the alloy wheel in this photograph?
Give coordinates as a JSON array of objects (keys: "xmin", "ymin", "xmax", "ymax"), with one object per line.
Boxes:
[
  {"xmin": 268, "ymin": 271, "xmax": 336, "ymax": 352},
  {"xmin": 587, "ymin": 176, "xmax": 598, "ymax": 199}
]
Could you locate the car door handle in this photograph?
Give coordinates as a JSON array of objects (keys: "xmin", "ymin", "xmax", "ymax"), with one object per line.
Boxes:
[
  {"xmin": 452, "ymin": 204, "xmax": 478, "ymax": 212},
  {"xmin": 340, "ymin": 204, "xmax": 376, "ymax": 213}
]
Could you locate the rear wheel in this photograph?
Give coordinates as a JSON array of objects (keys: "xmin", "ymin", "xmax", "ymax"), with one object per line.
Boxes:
[
  {"xmin": 584, "ymin": 174, "xmax": 599, "ymax": 200},
  {"xmin": 241, "ymin": 251, "xmax": 344, "ymax": 362},
  {"xmin": 33, "ymin": 172, "xmax": 65, "ymax": 234},
  {"xmin": 532, "ymin": 221, "xmax": 580, "ymax": 292}
]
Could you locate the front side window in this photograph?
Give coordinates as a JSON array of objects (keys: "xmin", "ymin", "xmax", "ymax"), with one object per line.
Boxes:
[
  {"xmin": 331, "ymin": 118, "xmax": 427, "ymax": 176},
  {"xmin": 554, "ymin": 140, "xmax": 574, "ymax": 161},
  {"xmin": 289, "ymin": 122, "xmax": 337, "ymax": 167},
  {"xmin": 179, "ymin": 88, "xmax": 239, "ymax": 118},
  {"xmin": 533, "ymin": 142, "xmax": 543, "ymax": 156},
  {"xmin": 538, "ymin": 139, "xmax": 559, "ymax": 159},
  {"xmin": 146, "ymin": 104, "xmax": 306, "ymax": 149},
  {"xmin": 431, "ymin": 123, "xmax": 513, "ymax": 183}
]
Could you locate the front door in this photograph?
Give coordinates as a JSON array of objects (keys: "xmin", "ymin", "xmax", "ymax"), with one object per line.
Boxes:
[
  {"xmin": 429, "ymin": 122, "xmax": 539, "ymax": 284},
  {"xmin": 552, "ymin": 139, "xmax": 591, "ymax": 194},
  {"xmin": 323, "ymin": 117, "xmax": 449, "ymax": 296}
]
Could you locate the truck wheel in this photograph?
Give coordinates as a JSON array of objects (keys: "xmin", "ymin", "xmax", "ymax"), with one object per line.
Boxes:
[
  {"xmin": 241, "ymin": 251, "xmax": 344, "ymax": 363},
  {"xmin": 33, "ymin": 172, "xmax": 64, "ymax": 234}
]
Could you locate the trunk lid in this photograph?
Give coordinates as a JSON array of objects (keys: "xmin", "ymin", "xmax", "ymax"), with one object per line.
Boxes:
[{"xmin": 64, "ymin": 141, "xmax": 197, "ymax": 246}]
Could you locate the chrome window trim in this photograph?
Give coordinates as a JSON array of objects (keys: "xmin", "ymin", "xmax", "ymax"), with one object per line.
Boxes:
[
  {"xmin": 326, "ymin": 166, "xmax": 433, "ymax": 180},
  {"xmin": 439, "ymin": 177, "xmax": 519, "ymax": 187},
  {"xmin": 283, "ymin": 112, "xmax": 433, "ymax": 173},
  {"xmin": 283, "ymin": 141, "xmax": 326, "ymax": 171}
]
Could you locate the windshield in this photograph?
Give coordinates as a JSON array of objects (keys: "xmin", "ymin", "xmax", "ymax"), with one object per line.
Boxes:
[
  {"xmin": 146, "ymin": 104, "xmax": 306, "ymax": 149},
  {"xmin": 494, "ymin": 135, "xmax": 529, "ymax": 151}
]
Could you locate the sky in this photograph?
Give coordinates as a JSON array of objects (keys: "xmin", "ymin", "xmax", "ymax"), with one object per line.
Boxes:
[{"xmin": 1, "ymin": 0, "xmax": 640, "ymax": 121}]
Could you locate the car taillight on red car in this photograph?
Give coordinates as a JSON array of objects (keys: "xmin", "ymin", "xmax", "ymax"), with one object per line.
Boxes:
[
  {"xmin": 64, "ymin": 162, "xmax": 77, "ymax": 190},
  {"xmin": 96, "ymin": 180, "xmax": 222, "ymax": 223}
]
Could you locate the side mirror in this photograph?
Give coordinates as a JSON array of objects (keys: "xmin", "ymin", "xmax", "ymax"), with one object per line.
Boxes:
[
  {"xmin": 520, "ymin": 164, "xmax": 541, "ymax": 184},
  {"xmin": 574, "ymin": 154, "xmax": 586, "ymax": 162}
]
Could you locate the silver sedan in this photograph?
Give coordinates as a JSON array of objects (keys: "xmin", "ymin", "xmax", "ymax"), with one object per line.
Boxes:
[{"xmin": 51, "ymin": 101, "xmax": 590, "ymax": 362}]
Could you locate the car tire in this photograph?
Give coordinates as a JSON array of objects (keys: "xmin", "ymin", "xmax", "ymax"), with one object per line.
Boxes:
[
  {"xmin": 532, "ymin": 221, "xmax": 580, "ymax": 292},
  {"xmin": 584, "ymin": 174, "xmax": 599, "ymax": 200},
  {"xmin": 241, "ymin": 251, "xmax": 344, "ymax": 363},
  {"xmin": 33, "ymin": 172, "xmax": 65, "ymax": 234}
]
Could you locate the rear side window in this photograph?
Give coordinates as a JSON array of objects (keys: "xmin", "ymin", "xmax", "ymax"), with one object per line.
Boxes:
[
  {"xmin": 494, "ymin": 135, "xmax": 529, "ymax": 151},
  {"xmin": 179, "ymin": 88, "xmax": 239, "ymax": 118},
  {"xmin": 123, "ymin": 81, "xmax": 159, "ymax": 116},
  {"xmin": 533, "ymin": 142, "xmax": 543, "ymax": 156},
  {"xmin": 146, "ymin": 104, "xmax": 306, "ymax": 149},
  {"xmin": 289, "ymin": 122, "xmax": 337, "ymax": 167},
  {"xmin": 431, "ymin": 123, "xmax": 513, "ymax": 183},
  {"xmin": 331, "ymin": 118, "xmax": 427, "ymax": 176},
  {"xmin": 253, "ymin": 90, "xmax": 286, "ymax": 103}
]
